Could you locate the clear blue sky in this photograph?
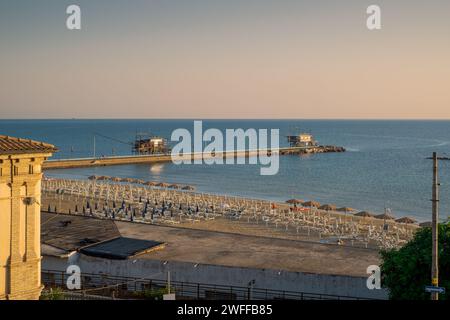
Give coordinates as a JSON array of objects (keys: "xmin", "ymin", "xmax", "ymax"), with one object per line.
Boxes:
[{"xmin": 1, "ymin": 0, "xmax": 450, "ymax": 119}]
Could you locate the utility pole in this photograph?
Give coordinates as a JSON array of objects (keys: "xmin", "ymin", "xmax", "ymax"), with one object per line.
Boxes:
[{"xmin": 431, "ymin": 152, "xmax": 439, "ymax": 300}]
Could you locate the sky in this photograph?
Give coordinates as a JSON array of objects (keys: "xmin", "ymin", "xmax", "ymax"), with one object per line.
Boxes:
[{"xmin": 1, "ymin": 0, "xmax": 450, "ymax": 119}]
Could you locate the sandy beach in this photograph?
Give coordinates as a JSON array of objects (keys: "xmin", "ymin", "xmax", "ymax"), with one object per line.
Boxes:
[{"xmin": 41, "ymin": 177, "xmax": 419, "ymax": 250}]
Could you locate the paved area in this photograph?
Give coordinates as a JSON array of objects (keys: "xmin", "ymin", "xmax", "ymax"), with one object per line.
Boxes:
[
  {"xmin": 115, "ymin": 220, "xmax": 381, "ymax": 277},
  {"xmin": 41, "ymin": 212, "xmax": 381, "ymax": 277}
]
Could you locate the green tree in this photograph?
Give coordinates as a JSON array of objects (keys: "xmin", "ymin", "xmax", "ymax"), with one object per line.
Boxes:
[{"xmin": 380, "ymin": 223, "xmax": 450, "ymax": 300}]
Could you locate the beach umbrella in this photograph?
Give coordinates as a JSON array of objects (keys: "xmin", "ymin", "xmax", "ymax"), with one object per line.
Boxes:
[
  {"xmin": 354, "ymin": 211, "xmax": 374, "ymax": 218},
  {"xmin": 337, "ymin": 207, "xmax": 356, "ymax": 213},
  {"xmin": 318, "ymin": 204, "xmax": 337, "ymax": 211},
  {"xmin": 396, "ymin": 217, "xmax": 417, "ymax": 224},
  {"xmin": 286, "ymin": 199, "xmax": 304, "ymax": 205},
  {"xmin": 302, "ymin": 201, "xmax": 320, "ymax": 208},
  {"xmin": 157, "ymin": 182, "xmax": 170, "ymax": 188},
  {"xmin": 375, "ymin": 213, "xmax": 395, "ymax": 220}
]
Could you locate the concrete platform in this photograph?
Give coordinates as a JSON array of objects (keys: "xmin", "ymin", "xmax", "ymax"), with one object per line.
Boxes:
[{"xmin": 115, "ymin": 220, "xmax": 380, "ymax": 277}]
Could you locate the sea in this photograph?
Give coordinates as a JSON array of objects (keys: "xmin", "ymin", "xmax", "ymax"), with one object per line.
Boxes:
[{"xmin": 1, "ymin": 119, "xmax": 449, "ymax": 222}]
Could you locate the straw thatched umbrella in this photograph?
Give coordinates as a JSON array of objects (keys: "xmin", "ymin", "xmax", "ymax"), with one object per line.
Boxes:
[
  {"xmin": 419, "ymin": 221, "xmax": 432, "ymax": 228},
  {"xmin": 318, "ymin": 204, "xmax": 337, "ymax": 211},
  {"xmin": 354, "ymin": 211, "xmax": 374, "ymax": 218},
  {"xmin": 375, "ymin": 213, "xmax": 395, "ymax": 220},
  {"xmin": 337, "ymin": 207, "xmax": 356, "ymax": 213},
  {"xmin": 286, "ymin": 199, "xmax": 304, "ymax": 205},
  {"xmin": 302, "ymin": 201, "xmax": 320, "ymax": 208},
  {"xmin": 395, "ymin": 217, "xmax": 417, "ymax": 224},
  {"xmin": 157, "ymin": 182, "xmax": 170, "ymax": 188}
]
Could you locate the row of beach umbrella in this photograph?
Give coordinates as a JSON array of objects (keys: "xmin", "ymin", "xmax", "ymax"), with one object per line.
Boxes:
[
  {"xmin": 285, "ymin": 198, "xmax": 418, "ymax": 224},
  {"xmin": 87, "ymin": 175, "xmax": 195, "ymax": 191}
]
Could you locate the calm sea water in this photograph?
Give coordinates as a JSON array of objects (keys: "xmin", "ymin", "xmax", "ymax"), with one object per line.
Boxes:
[{"xmin": 1, "ymin": 119, "xmax": 449, "ymax": 221}]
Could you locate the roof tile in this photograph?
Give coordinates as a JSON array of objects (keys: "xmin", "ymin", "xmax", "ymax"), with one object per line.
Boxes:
[{"xmin": 0, "ymin": 135, "xmax": 58, "ymax": 155}]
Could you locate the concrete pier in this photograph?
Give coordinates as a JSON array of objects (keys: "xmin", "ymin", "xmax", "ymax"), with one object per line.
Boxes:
[{"xmin": 43, "ymin": 146, "xmax": 345, "ymax": 170}]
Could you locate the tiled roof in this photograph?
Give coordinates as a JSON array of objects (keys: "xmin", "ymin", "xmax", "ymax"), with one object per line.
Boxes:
[{"xmin": 0, "ymin": 135, "xmax": 58, "ymax": 155}]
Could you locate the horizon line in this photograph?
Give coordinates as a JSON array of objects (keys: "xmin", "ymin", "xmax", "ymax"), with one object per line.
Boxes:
[{"xmin": 1, "ymin": 118, "xmax": 450, "ymax": 121}]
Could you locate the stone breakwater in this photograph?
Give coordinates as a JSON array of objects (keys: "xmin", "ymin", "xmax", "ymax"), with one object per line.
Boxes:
[{"xmin": 279, "ymin": 145, "xmax": 346, "ymax": 155}]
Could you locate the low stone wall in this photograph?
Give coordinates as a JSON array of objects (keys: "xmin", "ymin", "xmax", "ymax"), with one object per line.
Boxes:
[{"xmin": 42, "ymin": 253, "xmax": 388, "ymax": 300}]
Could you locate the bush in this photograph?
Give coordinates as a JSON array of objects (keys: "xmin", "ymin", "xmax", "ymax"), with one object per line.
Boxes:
[
  {"xmin": 380, "ymin": 223, "xmax": 450, "ymax": 300},
  {"xmin": 133, "ymin": 286, "xmax": 175, "ymax": 300},
  {"xmin": 40, "ymin": 287, "xmax": 66, "ymax": 300}
]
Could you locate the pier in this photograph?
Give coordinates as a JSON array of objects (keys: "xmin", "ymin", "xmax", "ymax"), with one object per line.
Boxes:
[{"xmin": 43, "ymin": 146, "xmax": 345, "ymax": 170}]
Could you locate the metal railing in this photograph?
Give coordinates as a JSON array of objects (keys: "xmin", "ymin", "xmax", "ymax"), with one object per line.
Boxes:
[{"xmin": 42, "ymin": 269, "xmax": 374, "ymax": 300}]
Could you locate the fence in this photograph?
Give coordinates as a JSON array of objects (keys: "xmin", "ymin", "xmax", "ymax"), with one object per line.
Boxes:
[{"xmin": 42, "ymin": 269, "xmax": 374, "ymax": 300}]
